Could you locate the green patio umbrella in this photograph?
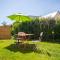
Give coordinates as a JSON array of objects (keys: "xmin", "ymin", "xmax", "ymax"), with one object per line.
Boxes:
[
  {"xmin": 7, "ymin": 13, "xmax": 31, "ymax": 22},
  {"xmin": 7, "ymin": 13, "xmax": 31, "ymax": 32}
]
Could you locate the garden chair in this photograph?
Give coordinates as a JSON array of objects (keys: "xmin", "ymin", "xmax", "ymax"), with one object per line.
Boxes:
[{"xmin": 39, "ymin": 32, "xmax": 43, "ymax": 41}]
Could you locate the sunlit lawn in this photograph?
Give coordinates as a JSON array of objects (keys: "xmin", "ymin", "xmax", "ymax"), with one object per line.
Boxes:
[{"xmin": 0, "ymin": 40, "xmax": 60, "ymax": 60}]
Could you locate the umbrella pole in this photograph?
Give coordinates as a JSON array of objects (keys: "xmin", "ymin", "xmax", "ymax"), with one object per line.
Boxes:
[{"xmin": 18, "ymin": 15, "xmax": 20, "ymax": 32}]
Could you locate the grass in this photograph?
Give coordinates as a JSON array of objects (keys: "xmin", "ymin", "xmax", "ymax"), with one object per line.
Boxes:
[{"xmin": 0, "ymin": 40, "xmax": 60, "ymax": 60}]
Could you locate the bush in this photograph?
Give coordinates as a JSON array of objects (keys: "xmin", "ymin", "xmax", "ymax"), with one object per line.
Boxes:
[{"xmin": 11, "ymin": 17, "xmax": 60, "ymax": 42}]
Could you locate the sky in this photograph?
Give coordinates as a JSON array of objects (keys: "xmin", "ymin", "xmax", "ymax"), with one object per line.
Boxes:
[{"xmin": 0, "ymin": 0, "xmax": 60, "ymax": 25}]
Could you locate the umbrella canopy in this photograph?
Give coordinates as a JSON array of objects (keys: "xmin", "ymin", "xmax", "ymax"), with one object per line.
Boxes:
[
  {"xmin": 7, "ymin": 13, "xmax": 31, "ymax": 22},
  {"xmin": 7, "ymin": 13, "xmax": 32, "ymax": 32}
]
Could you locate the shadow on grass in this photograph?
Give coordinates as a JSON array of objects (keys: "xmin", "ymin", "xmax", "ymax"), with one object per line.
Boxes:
[
  {"xmin": 5, "ymin": 42, "xmax": 37, "ymax": 53},
  {"xmin": 35, "ymin": 48, "xmax": 51, "ymax": 57},
  {"xmin": 5, "ymin": 42, "xmax": 51, "ymax": 56}
]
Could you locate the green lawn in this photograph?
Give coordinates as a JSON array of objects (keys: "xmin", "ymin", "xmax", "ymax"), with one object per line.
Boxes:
[{"xmin": 0, "ymin": 40, "xmax": 60, "ymax": 60}]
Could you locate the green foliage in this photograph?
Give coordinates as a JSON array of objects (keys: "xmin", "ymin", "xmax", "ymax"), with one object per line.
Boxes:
[
  {"xmin": 11, "ymin": 17, "xmax": 60, "ymax": 41},
  {"xmin": 8, "ymin": 13, "xmax": 60, "ymax": 41},
  {"xmin": 11, "ymin": 18, "xmax": 41, "ymax": 39},
  {"xmin": 53, "ymin": 18, "xmax": 60, "ymax": 40}
]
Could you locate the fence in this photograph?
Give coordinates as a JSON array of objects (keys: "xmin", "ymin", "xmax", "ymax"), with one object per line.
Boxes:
[{"xmin": 0, "ymin": 26, "xmax": 11, "ymax": 39}]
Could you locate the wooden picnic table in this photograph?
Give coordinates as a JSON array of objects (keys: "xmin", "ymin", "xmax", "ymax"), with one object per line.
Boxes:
[{"xmin": 16, "ymin": 32, "xmax": 34, "ymax": 43}]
